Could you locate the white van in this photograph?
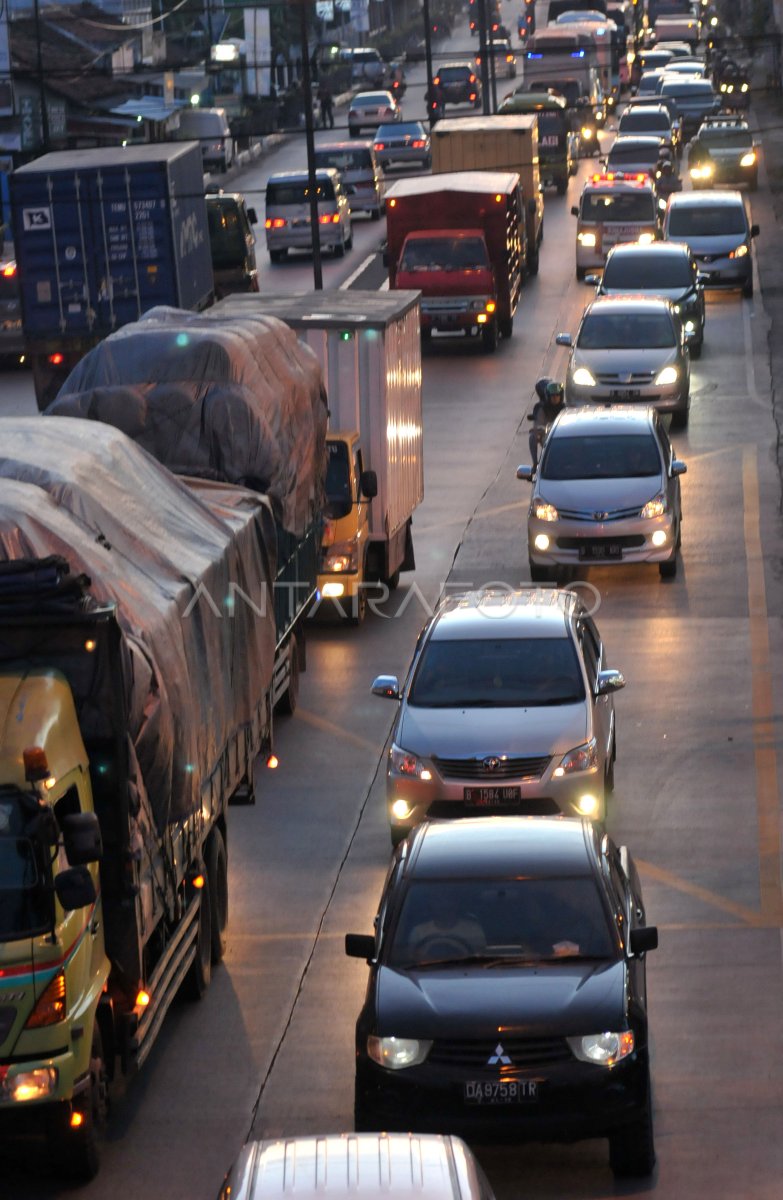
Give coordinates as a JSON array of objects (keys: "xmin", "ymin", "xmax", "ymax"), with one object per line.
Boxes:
[
  {"xmin": 339, "ymin": 47, "xmax": 388, "ymax": 85},
  {"xmin": 265, "ymin": 168, "xmax": 353, "ymax": 261},
  {"xmin": 217, "ymin": 1133, "xmax": 497, "ymax": 1200},
  {"xmin": 176, "ymin": 107, "xmax": 234, "ymax": 173},
  {"xmin": 314, "ymin": 141, "xmax": 384, "ymax": 219}
]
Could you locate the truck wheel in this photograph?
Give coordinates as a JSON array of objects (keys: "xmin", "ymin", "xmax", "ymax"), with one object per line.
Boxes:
[
  {"xmin": 183, "ymin": 884, "xmax": 212, "ymax": 1001},
  {"xmin": 207, "ymin": 829, "xmax": 228, "ymax": 964},
  {"xmin": 527, "ymin": 248, "xmax": 540, "ymax": 276},
  {"xmin": 276, "ymin": 636, "xmax": 299, "ymax": 715},
  {"xmin": 499, "ymin": 316, "xmax": 513, "ymax": 339},
  {"xmin": 348, "ymin": 588, "xmax": 367, "ymax": 626},
  {"xmin": 557, "ymin": 178, "xmax": 568, "ymax": 195},
  {"xmin": 48, "ymin": 1024, "xmax": 108, "ymax": 1181},
  {"xmin": 481, "ymin": 320, "xmax": 499, "ymax": 354}
]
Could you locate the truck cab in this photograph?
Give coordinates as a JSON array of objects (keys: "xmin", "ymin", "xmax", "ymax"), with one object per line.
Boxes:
[{"xmin": 320, "ymin": 432, "xmax": 378, "ymax": 622}]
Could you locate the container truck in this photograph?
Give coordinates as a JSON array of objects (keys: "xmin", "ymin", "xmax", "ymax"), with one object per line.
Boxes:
[
  {"xmin": 210, "ymin": 290, "xmax": 424, "ymax": 624},
  {"xmin": 47, "ymin": 306, "xmax": 326, "ymax": 712},
  {"xmin": 430, "ymin": 115, "xmax": 545, "ymax": 275},
  {"xmin": 384, "ymin": 172, "xmax": 525, "ymax": 353},
  {"xmin": 523, "ymin": 27, "xmax": 608, "ymax": 120},
  {"xmin": 10, "ymin": 144, "xmax": 214, "ymax": 410}
]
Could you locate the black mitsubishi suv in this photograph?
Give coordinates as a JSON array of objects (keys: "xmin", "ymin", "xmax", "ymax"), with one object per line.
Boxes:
[{"xmin": 346, "ymin": 817, "xmax": 659, "ymax": 1178}]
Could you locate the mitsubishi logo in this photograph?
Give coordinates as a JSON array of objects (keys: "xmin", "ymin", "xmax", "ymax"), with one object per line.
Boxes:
[
  {"xmin": 483, "ymin": 757, "xmax": 501, "ymax": 772},
  {"xmin": 487, "ymin": 1043, "xmax": 512, "ymax": 1066}
]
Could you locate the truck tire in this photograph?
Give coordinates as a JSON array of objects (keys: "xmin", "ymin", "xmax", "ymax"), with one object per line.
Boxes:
[
  {"xmin": 276, "ymin": 635, "xmax": 300, "ymax": 715},
  {"xmin": 183, "ymin": 884, "xmax": 212, "ymax": 1001},
  {"xmin": 527, "ymin": 247, "xmax": 540, "ymax": 276},
  {"xmin": 499, "ymin": 315, "xmax": 513, "ymax": 339},
  {"xmin": 207, "ymin": 829, "xmax": 229, "ymax": 963},
  {"xmin": 482, "ymin": 320, "xmax": 499, "ymax": 354},
  {"xmin": 556, "ymin": 178, "xmax": 568, "ymax": 195},
  {"xmin": 348, "ymin": 587, "xmax": 367, "ymax": 626},
  {"xmin": 48, "ymin": 1024, "xmax": 108, "ymax": 1181}
]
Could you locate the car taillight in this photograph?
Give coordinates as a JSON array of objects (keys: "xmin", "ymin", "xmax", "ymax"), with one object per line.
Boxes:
[
  {"xmin": 375, "ymin": 142, "xmax": 386, "ymax": 150},
  {"xmin": 469, "ymin": 73, "xmax": 476, "ymax": 83},
  {"xmin": 265, "ymin": 217, "xmax": 287, "ymax": 229},
  {"xmin": 506, "ymin": 54, "xmax": 514, "ymax": 62},
  {"xmin": 412, "ymin": 140, "xmax": 426, "ymax": 148},
  {"xmin": 318, "ymin": 213, "xmax": 340, "ymax": 224},
  {"xmin": 433, "ymin": 75, "xmax": 441, "ymax": 85},
  {"xmin": 1, "ymin": 262, "xmax": 16, "ymax": 277},
  {"xmin": 469, "ymin": 93, "xmax": 477, "ymax": 101},
  {"xmin": 48, "ymin": 353, "xmax": 64, "ymax": 366}
]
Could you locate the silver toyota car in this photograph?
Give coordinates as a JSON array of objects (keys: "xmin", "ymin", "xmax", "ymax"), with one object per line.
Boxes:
[
  {"xmin": 518, "ymin": 407, "xmax": 687, "ymax": 581},
  {"xmin": 371, "ymin": 588, "xmax": 625, "ymax": 843}
]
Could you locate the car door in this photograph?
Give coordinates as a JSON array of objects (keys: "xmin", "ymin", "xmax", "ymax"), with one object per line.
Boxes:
[
  {"xmin": 579, "ymin": 616, "xmax": 613, "ymax": 767},
  {"xmin": 655, "ymin": 417, "xmax": 680, "ymax": 523},
  {"xmin": 604, "ymin": 838, "xmax": 651, "ymax": 1022}
]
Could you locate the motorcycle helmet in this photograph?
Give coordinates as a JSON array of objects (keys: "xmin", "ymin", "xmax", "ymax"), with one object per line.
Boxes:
[{"xmin": 546, "ymin": 380, "xmax": 565, "ymax": 404}]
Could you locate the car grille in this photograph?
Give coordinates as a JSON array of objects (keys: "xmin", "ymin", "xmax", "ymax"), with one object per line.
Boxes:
[
  {"xmin": 557, "ymin": 534, "xmax": 645, "ymax": 549},
  {"xmin": 428, "ymin": 1035, "xmax": 572, "ymax": 1069},
  {"xmin": 556, "ymin": 505, "xmax": 643, "ymax": 522},
  {"xmin": 428, "ymin": 797, "xmax": 561, "ymax": 818},
  {"xmin": 434, "ymin": 755, "xmax": 551, "ymax": 780},
  {"xmin": 594, "ymin": 371, "xmax": 655, "ymax": 384}
]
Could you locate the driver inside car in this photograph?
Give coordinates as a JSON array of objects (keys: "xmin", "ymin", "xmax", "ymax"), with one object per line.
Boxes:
[{"xmin": 406, "ymin": 890, "xmax": 486, "ymax": 960}]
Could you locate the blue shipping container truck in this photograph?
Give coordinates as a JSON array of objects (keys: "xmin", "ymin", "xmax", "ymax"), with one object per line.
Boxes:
[{"xmin": 10, "ymin": 142, "xmax": 214, "ymax": 409}]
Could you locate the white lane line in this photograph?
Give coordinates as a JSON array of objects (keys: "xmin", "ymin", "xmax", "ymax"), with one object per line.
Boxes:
[
  {"xmin": 380, "ymin": 277, "xmax": 389, "ymax": 290},
  {"xmin": 743, "ymin": 294, "xmax": 760, "ymax": 402},
  {"xmin": 340, "ymin": 253, "xmax": 376, "ymax": 290}
]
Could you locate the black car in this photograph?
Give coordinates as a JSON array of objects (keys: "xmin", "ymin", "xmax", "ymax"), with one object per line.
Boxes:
[
  {"xmin": 346, "ymin": 818, "xmax": 659, "ymax": 1178},
  {"xmin": 591, "ymin": 240, "xmax": 706, "ymax": 355}
]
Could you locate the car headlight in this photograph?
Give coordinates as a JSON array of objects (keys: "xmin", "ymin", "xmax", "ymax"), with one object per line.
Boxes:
[
  {"xmin": 684, "ymin": 319, "xmax": 696, "ymax": 333},
  {"xmin": 470, "ymin": 297, "xmax": 493, "ymax": 312},
  {"xmin": 567, "ymin": 1031, "xmax": 635, "ymax": 1067},
  {"xmin": 690, "ymin": 164, "xmax": 714, "ymax": 179},
  {"xmin": 553, "ymin": 737, "xmax": 598, "ymax": 777},
  {"xmin": 322, "ymin": 539, "xmax": 359, "ymax": 573},
  {"xmin": 741, "ymin": 83, "xmax": 749, "ymax": 93},
  {"xmin": 534, "ymin": 501, "xmax": 559, "ymax": 521},
  {"xmin": 581, "ymin": 125, "xmax": 595, "ymax": 139},
  {"xmin": 637, "ymin": 232, "xmax": 655, "ymax": 245},
  {"xmin": 640, "ymin": 493, "xmax": 666, "ymax": 519},
  {"xmin": 740, "ymin": 151, "xmax": 756, "ymax": 167},
  {"xmin": 655, "ymin": 365, "xmax": 679, "ymax": 386},
  {"xmin": 577, "ymin": 231, "xmax": 597, "ymax": 247},
  {"xmin": 390, "ymin": 744, "xmax": 432, "ymax": 781},
  {"xmin": 368, "ymin": 1035, "xmax": 432, "ymax": 1069},
  {"xmin": 572, "ymin": 366, "xmax": 596, "ymax": 387},
  {"xmin": 729, "ymin": 243, "xmax": 749, "ymax": 259}
]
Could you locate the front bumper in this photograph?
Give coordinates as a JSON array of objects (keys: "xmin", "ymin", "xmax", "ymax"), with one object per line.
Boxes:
[
  {"xmin": 693, "ymin": 254, "xmax": 752, "ymax": 289},
  {"xmin": 528, "ymin": 510, "xmax": 677, "ymax": 567},
  {"xmin": 0, "ymin": 1044, "xmax": 85, "ymax": 1127},
  {"xmin": 266, "ymin": 227, "xmax": 345, "ymax": 252},
  {"xmin": 419, "ymin": 297, "xmax": 496, "ymax": 337},
  {"xmin": 355, "ymin": 1050, "xmax": 650, "ymax": 1143},
  {"xmin": 566, "ymin": 382, "xmax": 687, "ymax": 416}
]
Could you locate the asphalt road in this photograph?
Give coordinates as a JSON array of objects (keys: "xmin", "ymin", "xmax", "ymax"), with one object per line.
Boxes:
[{"xmin": 2, "ymin": 16, "xmax": 783, "ymax": 1200}]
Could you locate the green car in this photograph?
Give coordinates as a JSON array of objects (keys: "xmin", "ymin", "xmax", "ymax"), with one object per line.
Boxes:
[
  {"xmin": 687, "ymin": 116, "xmax": 759, "ymax": 192},
  {"xmin": 498, "ymin": 91, "xmax": 577, "ymax": 194}
]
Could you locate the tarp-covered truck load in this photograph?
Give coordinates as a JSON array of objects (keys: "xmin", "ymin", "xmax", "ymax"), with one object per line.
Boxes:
[{"xmin": 47, "ymin": 307, "xmax": 327, "ymax": 689}]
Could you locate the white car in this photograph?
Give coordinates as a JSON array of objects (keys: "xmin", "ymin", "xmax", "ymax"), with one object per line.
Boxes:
[{"xmin": 349, "ymin": 91, "xmax": 402, "ymax": 136}]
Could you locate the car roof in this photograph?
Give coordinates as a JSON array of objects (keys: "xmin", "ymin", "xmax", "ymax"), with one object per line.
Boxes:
[
  {"xmin": 606, "ymin": 240, "xmax": 691, "ymax": 260},
  {"xmin": 316, "ymin": 140, "xmax": 374, "ymax": 151},
  {"xmin": 585, "ymin": 295, "xmax": 674, "ymax": 315},
  {"xmin": 428, "ymin": 587, "xmax": 580, "ymax": 642},
  {"xmin": 438, "ymin": 61, "xmax": 475, "ymax": 70},
  {"xmin": 551, "ymin": 406, "xmax": 656, "ymax": 436},
  {"xmin": 407, "ymin": 817, "xmax": 598, "ymax": 879},
  {"xmin": 610, "ymin": 135, "xmax": 666, "ymax": 147},
  {"xmin": 666, "ymin": 189, "xmax": 745, "ymax": 207},
  {"xmin": 620, "ymin": 104, "xmax": 669, "ymax": 117},
  {"xmin": 267, "ymin": 168, "xmax": 339, "ymax": 183}
]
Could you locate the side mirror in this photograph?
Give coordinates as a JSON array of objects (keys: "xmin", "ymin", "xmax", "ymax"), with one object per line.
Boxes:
[
  {"xmin": 555, "ymin": 332, "xmax": 572, "ymax": 346},
  {"xmin": 247, "ymin": 207, "xmax": 258, "ymax": 225},
  {"xmin": 371, "ymin": 674, "xmax": 400, "ymax": 699},
  {"xmin": 570, "ymin": 205, "xmax": 579, "ymax": 218},
  {"xmin": 62, "ymin": 812, "xmax": 102, "ymax": 866},
  {"xmin": 596, "ymin": 668, "xmax": 625, "ymax": 695},
  {"xmin": 360, "ymin": 468, "xmax": 378, "ymax": 499},
  {"xmin": 671, "ymin": 459, "xmax": 687, "ymax": 476},
  {"xmin": 345, "ymin": 933, "xmax": 376, "ymax": 960},
  {"xmin": 55, "ymin": 866, "xmax": 96, "ymax": 912},
  {"xmin": 696, "ymin": 272, "xmax": 709, "ymax": 285},
  {"xmin": 584, "ymin": 274, "xmax": 599, "ymax": 284},
  {"xmin": 750, "ymin": 224, "xmax": 759, "ymax": 238},
  {"xmin": 629, "ymin": 925, "xmax": 659, "ymax": 955},
  {"xmin": 516, "ymin": 464, "xmax": 534, "ymax": 482}
]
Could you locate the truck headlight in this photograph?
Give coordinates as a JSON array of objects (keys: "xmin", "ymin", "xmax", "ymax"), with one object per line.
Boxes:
[
  {"xmin": 572, "ymin": 366, "xmax": 596, "ymax": 387},
  {"xmin": 577, "ymin": 231, "xmax": 597, "ymax": 247},
  {"xmin": 470, "ymin": 297, "xmax": 493, "ymax": 312},
  {"xmin": 553, "ymin": 737, "xmax": 598, "ymax": 776},
  {"xmin": 567, "ymin": 1031, "xmax": 634, "ymax": 1067},
  {"xmin": 390, "ymin": 744, "xmax": 432, "ymax": 781},
  {"xmin": 640, "ymin": 494, "xmax": 666, "ymax": 519},
  {"xmin": 367, "ymin": 1036, "xmax": 432, "ymax": 1070},
  {"xmin": 322, "ymin": 540, "xmax": 359, "ymax": 573},
  {"xmin": 655, "ymin": 366, "xmax": 678, "ymax": 386},
  {"xmin": 740, "ymin": 151, "xmax": 756, "ymax": 167},
  {"xmin": 534, "ymin": 502, "xmax": 559, "ymax": 521},
  {"xmin": 1, "ymin": 1068, "xmax": 59, "ymax": 1102}
]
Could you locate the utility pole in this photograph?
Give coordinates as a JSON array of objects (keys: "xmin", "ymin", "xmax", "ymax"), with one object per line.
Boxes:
[
  {"xmin": 33, "ymin": 0, "xmax": 50, "ymax": 151},
  {"xmin": 477, "ymin": 0, "xmax": 490, "ymax": 115},
  {"xmin": 297, "ymin": 0, "xmax": 323, "ymax": 290},
  {"xmin": 423, "ymin": 0, "xmax": 435, "ymax": 124}
]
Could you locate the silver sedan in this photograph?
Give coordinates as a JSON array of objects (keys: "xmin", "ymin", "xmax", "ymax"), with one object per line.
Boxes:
[
  {"xmin": 372, "ymin": 122, "xmax": 431, "ymax": 171},
  {"xmin": 348, "ymin": 91, "xmax": 402, "ymax": 136},
  {"xmin": 557, "ymin": 295, "xmax": 691, "ymax": 428}
]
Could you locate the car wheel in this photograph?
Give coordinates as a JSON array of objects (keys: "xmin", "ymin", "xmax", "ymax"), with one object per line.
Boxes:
[
  {"xmin": 690, "ymin": 339, "xmax": 702, "ymax": 359},
  {"xmin": 556, "ymin": 177, "xmax": 568, "ymax": 195},
  {"xmin": 334, "ymin": 237, "xmax": 346, "ymax": 258},
  {"xmin": 605, "ymin": 737, "xmax": 616, "ymax": 794},
  {"xmin": 749, "ymin": 174, "xmax": 758, "ymax": 192},
  {"xmin": 529, "ymin": 561, "xmax": 552, "ymax": 583},
  {"xmin": 527, "ymin": 247, "xmax": 540, "ymax": 276},
  {"xmin": 670, "ymin": 406, "xmax": 689, "ymax": 430},
  {"xmin": 743, "ymin": 276, "xmax": 754, "ymax": 299},
  {"xmin": 354, "ymin": 1083, "xmax": 378, "ymax": 1132},
  {"xmin": 474, "ymin": 97, "xmax": 482, "ymax": 109},
  {"xmin": 371, "ymin": 206, "xmax": 382, "ymax": 221},
  {"xmin": 499, "ymin": 315, "xmax": 513, "ymax": 339},
  {"xmin": 391, "ymin": 825, "xmax": 410, "ymax": 848},
  {"xmin": 576, "ymin": 265, "xmax": 586, "ymax": 281},
  {"xmin": 659, "ymin": 552, "xmax": 678, "ymax": 579},
  {"xmin": 609, "ymin": 1080, "xmax": 656, "ymax": 1178},
  {"xmin": 269, "ymin": 249, "xmax": 287, "ymax": 264},
  {"xmin": 349, "ymin": 125, "xmax": 359, "ymax": 137}
]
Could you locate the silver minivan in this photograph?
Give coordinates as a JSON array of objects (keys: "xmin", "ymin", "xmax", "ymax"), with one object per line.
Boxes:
[
  {"xmin": 663, "ymin": 190, "xmax": 758, "ymax": 297},
  {"xmin": 313, "ymin": 141, "xmax": 384, "ymax": 220},
  {"xmin": 265, "ymin": 168, "xmax": 353, "ymax": 262},
  {"xmin": 176, "ymin": 107, "xmax": 234, "ymax": 172}
]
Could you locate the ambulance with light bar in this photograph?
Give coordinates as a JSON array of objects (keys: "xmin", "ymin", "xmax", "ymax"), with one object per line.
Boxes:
[{"xmin": 571, "ymin": 172, "xmax": 659, "ymax": 279}]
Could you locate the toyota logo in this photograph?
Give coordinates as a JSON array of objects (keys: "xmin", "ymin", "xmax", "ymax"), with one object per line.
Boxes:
[
  {"xmin": 483, "ymin": 756, "xmax": 501, "ymax": 772},
  {"xmin": 593, "ymin": 511, "xmax": 609, "ymax": 521}
]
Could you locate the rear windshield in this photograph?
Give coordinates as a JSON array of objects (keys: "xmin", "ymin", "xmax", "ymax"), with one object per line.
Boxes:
[
  {"xmin": 603, "ymin": 252, "xmax": 692, "ymax": 288},
  {"xmin": 638, "ymin": 74, "xmax": 665, "ymax": 95},
  {"xmin": 620, "ymin": 111, "xmax": 669, "ymax": 132},
  {"xmin": 179, "ymin": 113, "xmax": 224, "ymax": 136},
  {"xmin": 543, "ymin": 434, "xmax": 662, "ymax": 480},
  {"xmin": 356, "ymin": 93, "xmax": 391, "ymax": 106},
  {"xmin": 266, "ymin": 179, "xmax": 336, "ymax": 205},
  {"xmin": 314, "ymin": 148, "xmax": 372, "ymax": 171},
  {"xmin": 207, "ymin": 203, "xmax": 248, "ymax": 269},
  {"xmin": 437, "ymin": 66, "xmax": 472, "ymax": 81},
  {"xmin": 578, "ymin": 310, "xmax": 676, "ymax": 349},
  {"xmin": 400, "ymin": 236, "xmax": 489, "ymax": 272},
  {"xmin": 409, "ymin": 636, "xmax": 585, "ymax": 708},
  {"xmin": 581, "ymin": 192, "xmax": 656, "ymax": 221},
  {"xmin": 608, "ymin": 143, "xmax": 662, "ymax": 167},
  {"xmin": 667, "ymin": 204, "xmax": 747, "ymax": 236}
]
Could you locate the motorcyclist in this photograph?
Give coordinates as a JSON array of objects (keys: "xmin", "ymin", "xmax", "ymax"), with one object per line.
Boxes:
[
  {"xmin": 528, "ymin": 379, "xmax": 565, "ymax": 467},
  {"xmin": 426, "ymin": 78, "xmax": 445, "ymax": 127},
  {"xmin": 655, "ymin": 157, "xmax": 681, "ymax": 200}
]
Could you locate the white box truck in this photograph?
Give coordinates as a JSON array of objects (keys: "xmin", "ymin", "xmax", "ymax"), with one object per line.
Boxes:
[{"xmin": 212, "ymin": 290, "xmax": 424, "ymax": 624}]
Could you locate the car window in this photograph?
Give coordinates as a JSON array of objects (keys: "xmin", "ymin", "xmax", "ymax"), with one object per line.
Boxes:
[
  {"xmin": 620, "ymin": 112, "xmax": 670, "ymax": 132},
  {"xmin": 266, "ymin": 179, "xmax": 336, "ymax": 204},
  {"xmin": 608, "ymin": 143, "xmax": 662, "ymax": 167},
  {"xmin": 387, "ymin": 877, "xmax": 617, "ymax": 967},
  {"xmin": 378, "ymin": 122, "xmax": 425, "ymax": 138},
  {"xmin": 408, "ymin": 636, "xmax": 586, "ymax": 707},
  {"xmin": 656, "ymin": 419, "xmax": 673, "ymax": 463},
  {"xmin": 578, "ymin": 311, "xmax": 676, "ymax": 349},
  {"xmin": 667, "ymin": 203, "xmax": 747, "ymax": 236},
  {"xmin": 581, "ymin": 192, "xmax": 656, "ymax": 221},
  {"xmin": 314, "ymin": 148, "xmax": 372, "ymax": 171},
  {"xmin": 602, "ymin": 252, "xmax": 692, "ymax": 289},
  {"xmin": 542, "ymin": 433, "xmax": 662, "ymax": 480},
  {"xmin": 207, "ymin": 202, "xmax": 248, "ymax": 269},
  {"xmin": 400, "ymin": 236, "xmax": 489, "ymax": 272},
  {"xmin": 325, "ymin": 439, "xmax": 352, "ymax": 520},
  {"xmin": 579, "ymin": 626, "xmax": 599, "ymax": 690}
]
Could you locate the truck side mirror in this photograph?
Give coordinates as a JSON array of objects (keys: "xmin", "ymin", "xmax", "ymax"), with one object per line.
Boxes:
[
  {"xmin": 247, "ymin": 207, "xmax": 258, "ymax": 225},
  {"xmin": 62, "ymin": 812, "xmax": 103, "ymax": 866},
  {"xmin": 360, "ymin": 469, "xmax": 378, "ymax": 499},
  {"xmin": 55, "ymin": 866, "xmax": 96, "ymax": 912},
  {"xmin": 345, "ymin": 933, "xmax": 376, "ymax": 961}
]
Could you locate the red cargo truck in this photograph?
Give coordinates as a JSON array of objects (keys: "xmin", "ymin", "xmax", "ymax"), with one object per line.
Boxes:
[{"xmin": 384, "ymin": 172, "xmax": 525, "ymax": 353}]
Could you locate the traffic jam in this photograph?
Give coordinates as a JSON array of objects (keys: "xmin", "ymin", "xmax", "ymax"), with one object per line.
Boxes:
[{"xmin": 0, "ymin": 0, "xmax": 774, "ymax": 1196}]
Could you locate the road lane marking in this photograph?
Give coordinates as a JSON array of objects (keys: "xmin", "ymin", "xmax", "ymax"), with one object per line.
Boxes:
[
  {"xmin": 742, "ymin": 444, "xmax": 783, "ymax": 923},
  {"xmin": 340, "ymin": 253, "xmax": 376, "ymax": 290},
  {"xmin": 743, "ymin": 298, "xmax": 760, "ymax": 400},
  {"xmin": 637, "ymin": 858, "xmax": 765, "ymax": 926},
  {"xmin": 294, "ymin": 707, "xmax": 380, "ymax": 754}
]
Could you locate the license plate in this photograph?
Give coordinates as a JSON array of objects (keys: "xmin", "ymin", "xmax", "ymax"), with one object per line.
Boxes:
[
  {"xmin": 579, "ymin": 543, "xmax": 623, "ymax": 560},
  {"xmin": 610, "ymin": 389, "xmax": 641, "ymax": 399},
  {"xmin": 464, "ymin": 1080, "xmax": 540, "ymax": 1105},
  {"xmin": 463, "ymin": 786, "xmax": 521, "ymax": 805}
]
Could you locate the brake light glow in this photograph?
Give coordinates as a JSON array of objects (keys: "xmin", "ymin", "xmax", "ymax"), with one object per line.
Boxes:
[
  {"xmin": 48, "ymin": 353, "xmax": 64, "ymax": 365},
  {"xmin": 1, "ymin": 262, "xmax": 16, "ymax": 277},
  {"xmin": 265, "ymin": 217, "xmax": 287, "ymax": 229},
  {"xmin": 319, "ymin": 213, "xmax": 340, "ymax": 225},
  {"xmin": 412, "ymin": 140, "xmax": 426, "ymax": 149},
  {"xmin": 388, "ymin": 198, "xmax": 397, "ymax": 208},
  {"xmin": 469, "ymin": 74, "xmax": 476, "ymax": 83},
  {"xmin": 375, "ymin": 142, "xmax": 386, "ymax": 150}
]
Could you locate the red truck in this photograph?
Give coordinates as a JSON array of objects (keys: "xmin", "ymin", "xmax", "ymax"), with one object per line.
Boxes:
[{"xmin": 384, "ymin": 172, "xmax": 526, "ymax": 353}]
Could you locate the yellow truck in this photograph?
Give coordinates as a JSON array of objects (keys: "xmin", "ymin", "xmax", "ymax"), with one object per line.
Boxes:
[{"xmin": 430, "ymin": 114, "xmax": 545, "ymax": 276}]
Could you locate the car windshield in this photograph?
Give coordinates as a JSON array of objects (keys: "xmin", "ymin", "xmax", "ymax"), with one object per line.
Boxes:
[
  {"xmin": 357, "ymin": 93, "xmax": 390, "ymax": 106},
  {"xmin": 608, "ymin": 143, "xmax": 661, "ymax": 167},
  {"xmin": 579, "ymin": 311, "xmax": 675, "ymax": 349},
  {"xmin": 408, "ymin": 636, "xmax": 585, "ymax": 707},
  {"xmin": 377, "ymin": 122, "xmax": 424, "ymax": 138},
  {"xmin": 581, "ymin": 192, "xmax": 656, "ymax": 221},
  {"xmin": 400, "ymin": 236, "xmax": 489, "ymax": 272},
  {"xmin": 314, "ymin": 148, "xmax": 372, "ymax": 171},
  {"xmin": 543, "ymin": 433, "xmax": 662, "ymax": 480},
  {"xmin": 603, "ymin": 253, "xmax": 693, "ymax": 288},
  {"xmin": 697, "ymin": 130, "xmax": 752, "ymax": 149},
  {"xmin": 325, "ymin": 439, "xmax": 352, "ymax": 520},
  {"xmin": 207, "ymin": 203, "xmax": 247, "ymax": 269},
  {"xmin": 0, "ymin": 791, "xmax": 51, "ymax": 941},
  {"xmin": 667, "ymin": 204, "xmax": 747, "ymax": 236},
  {"xmin": 387, "ymin": 877, "xmax": 616, "ymax": 968}
]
